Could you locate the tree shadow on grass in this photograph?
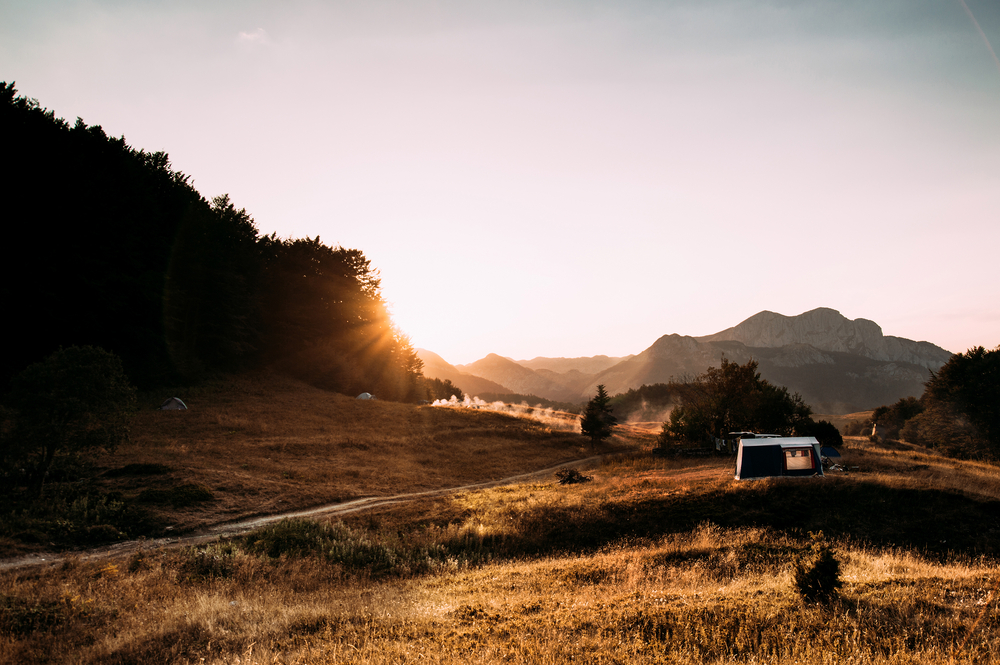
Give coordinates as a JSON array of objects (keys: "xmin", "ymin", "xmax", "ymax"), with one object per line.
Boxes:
[{"xmin": 492, "ymin": 478, "xmax": 1000, "ymax": 559}]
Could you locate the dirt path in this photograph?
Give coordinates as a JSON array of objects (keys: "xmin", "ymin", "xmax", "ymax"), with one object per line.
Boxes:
[{"xmin": 0, "ymin": 455, "xmax": 607, "ymax": 572}]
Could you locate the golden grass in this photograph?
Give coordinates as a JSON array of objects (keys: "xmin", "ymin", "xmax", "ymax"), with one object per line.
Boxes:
[
  {"xmin": 816, "ymin": 412, "xmax": 874, "ymax": 432},
  {"xmin": 3, "ymin": 384, "xmax": 1000, "ymax": 664},
  {"xmin": 4, "ymin": 437, "xmax": 999, "ymax": 664},
  {"xmin": 3, "ymin": 523, "xmax": 996, "ymax": 664},
  {"xmin": 0, "ymin": 372, "xmax": 618, "ymax": 555},
  {"xmin": 840, "ymin": 437, "xmax": 1000, "ymax": 500}
]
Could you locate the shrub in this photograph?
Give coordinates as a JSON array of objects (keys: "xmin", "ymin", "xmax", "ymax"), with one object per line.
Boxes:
[
  {"xmin": 179, "ymin": 543, "xmax": 240, "ymax": 581},
  {"xmin": 556, "ymin": 469, "xmax": 592, "ymax": 485},
  {"xmin": 2, "ymin": 345, "xmax": 136, "ymax": 497},
  {"xmin": 793, "ymin": 533, "xmax": 843, "ymax": 603}
]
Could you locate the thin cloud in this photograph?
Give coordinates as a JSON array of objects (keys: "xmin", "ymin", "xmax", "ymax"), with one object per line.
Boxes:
[{"xmin": 237, "ymin": 28, "xmax": 269, "ymax": 46}]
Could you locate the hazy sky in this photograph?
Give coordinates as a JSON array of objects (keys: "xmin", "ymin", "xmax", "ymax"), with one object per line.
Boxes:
[{"xmin": 4, "ymin": 0, "xmax": 999, "ymax": 364}]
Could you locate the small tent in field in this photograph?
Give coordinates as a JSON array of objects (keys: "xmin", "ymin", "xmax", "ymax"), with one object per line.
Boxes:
[
  {"xmin": 735, "ymin": 436, "xmax": 823, "ymax": 480},
  {"xmin": 356, "ymin": 393, "xmax": 375, "ymax": 400},
  {"xmin": 159, "ymin": 397, "xmax": 187, "ymax": 410}
]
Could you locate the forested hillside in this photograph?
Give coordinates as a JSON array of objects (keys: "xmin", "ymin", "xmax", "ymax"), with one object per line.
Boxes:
[{"xmin": 0, "ymin": 82, "xmax": 421, "ymax": 399}]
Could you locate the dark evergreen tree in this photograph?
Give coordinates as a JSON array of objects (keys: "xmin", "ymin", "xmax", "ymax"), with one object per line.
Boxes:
[
  {"xmin": 581, "ymin": 385, "xmax": 617, "ymax": 445},
  {"xmin": 422, "ymin": 378, "xmax": 464, "ymax": 402}
]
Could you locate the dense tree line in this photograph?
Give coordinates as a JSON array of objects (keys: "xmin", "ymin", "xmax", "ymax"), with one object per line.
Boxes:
[
  {"xmin": 420, "ymin": 378, "xmax": 464, "ymax": 402},
  {"xmin": 0, "ymin": 82, "xmax": 421, "ymax": 400},
  {"xmin": 871, "ymin": 346, "xmax": 1000, "ymax": 459}
]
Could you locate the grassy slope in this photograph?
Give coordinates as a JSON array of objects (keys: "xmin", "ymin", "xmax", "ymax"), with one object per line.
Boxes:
[
  {"xmin": 123, "ymin": 373, "xmax": 598, "ymax": 530},
  {"xmin": 3, "ymin": 394, "xmax": 1000, "ymax": 663},
  {"xmin": 1, "ymin": 373, "xmax": 621, "ymax": 556}
]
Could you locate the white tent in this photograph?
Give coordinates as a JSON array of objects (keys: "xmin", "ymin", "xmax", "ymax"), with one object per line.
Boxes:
[
  {"xmin": 356, "ymin": 393, "xmax": 375, "ymax": 400},
  {"xmin": 159, "ymin": 397, "xmax": 187, "ymax": 410}
]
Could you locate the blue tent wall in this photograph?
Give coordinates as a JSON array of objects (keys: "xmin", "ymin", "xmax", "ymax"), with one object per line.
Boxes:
[{"xmin": 735, "ymin": 445, "xmax": 784, "ymax": 479}]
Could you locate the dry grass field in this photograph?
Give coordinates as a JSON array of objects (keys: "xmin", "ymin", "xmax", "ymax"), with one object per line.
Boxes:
[
  {"xmin": 1, "ymin": 372, "xmax": 629, "ymax": 557},
  {"xmin": 2, "ymin": 379, "xmax": 999, "ymax": 664}
]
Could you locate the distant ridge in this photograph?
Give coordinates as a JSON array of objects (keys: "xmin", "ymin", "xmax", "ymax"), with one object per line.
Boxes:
[
  {"xmin": 456, "ymin": 354, "xmax": 581, "ymax": 403},
  {"xmin": 422, "ymin": 308, "xmax": 955, "ymax": 414},
  {"xmin": 415, "ymin": 350, "xmax": 510, "ymax": 397},
  {"xmin": 514, "ymin": 356, "xmax": 629, "ymax": 375}
]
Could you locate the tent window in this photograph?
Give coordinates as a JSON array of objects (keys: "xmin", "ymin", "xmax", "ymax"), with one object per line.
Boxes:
[{"xmin": 784, "ymin": 448, "xmax": 814, "ymax": 471}]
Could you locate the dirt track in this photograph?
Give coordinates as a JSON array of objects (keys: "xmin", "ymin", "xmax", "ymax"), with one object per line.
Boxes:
[{"xmin": 0, "ymin": 455, "xmax": 607, "ymax": 572}]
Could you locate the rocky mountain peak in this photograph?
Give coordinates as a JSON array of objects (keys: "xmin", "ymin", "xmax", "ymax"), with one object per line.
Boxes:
[{"xmin": 699, "ymin": 307, "xmax": 951, "ymax": 370}]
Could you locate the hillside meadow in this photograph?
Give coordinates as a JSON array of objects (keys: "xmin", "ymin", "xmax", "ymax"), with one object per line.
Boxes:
[
  {"xmin": 2, "ymin": 378, "xmax": 999, "ymax": 663},
  {"xmin": 0, "ymin": 373, "xmax": 622, "ymax": 558}
]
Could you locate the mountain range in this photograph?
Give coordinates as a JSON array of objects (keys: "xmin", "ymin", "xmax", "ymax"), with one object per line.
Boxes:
[{"xmin": 417, "ymin": 308, "xmax": 954, "ymax": 414}]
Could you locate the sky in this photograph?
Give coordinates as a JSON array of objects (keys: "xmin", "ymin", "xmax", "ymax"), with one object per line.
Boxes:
[{"xmin": 4, "ymin": 0, "xmax": 1000, "ymax": 365}]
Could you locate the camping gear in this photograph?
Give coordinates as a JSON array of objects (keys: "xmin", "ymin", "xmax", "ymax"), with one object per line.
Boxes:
[
  {"xmin": 159, "ymin": 397, "xmax": 187, "ymax": 410},
  {"xmin": 356, "ymin": 393, "xmax": 375, "ymax": 400},
  {"xmin": 735, "ymin": 436, "xmax": 824, "ymax": 480}
]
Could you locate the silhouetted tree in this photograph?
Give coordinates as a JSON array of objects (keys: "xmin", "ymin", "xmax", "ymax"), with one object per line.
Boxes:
[
  {"xmin": 1, "ymin": 346, "xmax": 136, "ymax": 497},
  {"xmin": 164, "ymin": 195, "xmax": 264, "ymax": 375},
  {"xmin": 422, "ymin": 378, "xmax": 464, "ymax": 402},
  {"xmin": 795, "ymin": 419, "xmax": 844, "ymax": 449},
  {"xmin": 581, "ymin": 385, "xmax": 617, "ymax": 445},
  {"xmin": 259, "ymin": 237, "xmax": 423, "ymax": 401},
  {"xmin": 660, "ymin": 358, "xmax": 811, "ymax": 444}
]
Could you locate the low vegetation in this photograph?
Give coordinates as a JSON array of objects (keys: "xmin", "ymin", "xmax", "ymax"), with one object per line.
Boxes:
[
  {"xmin": 867, "ymin": 346, "xmax": 1000, "ymax": 460},
  {"xmin": 2, "ymin": 434, "xmax": 998, "ymax": 664}
]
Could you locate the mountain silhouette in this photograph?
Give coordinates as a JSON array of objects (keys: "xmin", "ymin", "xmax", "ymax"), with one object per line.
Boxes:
[{"xmin": 423, "ymin": 308, "xmax": 953, "ymax": 414}]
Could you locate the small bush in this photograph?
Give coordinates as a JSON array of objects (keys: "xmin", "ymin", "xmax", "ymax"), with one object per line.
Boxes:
[
  {"xmin": 242, "ymin": 519, "xmax": 330, "ymax": 559},
  {"xmin": 0, "ymin": 596, "xmax": 68, "ymax": 636},
  {"xmin": 179, "ymin": 543, "xmax": 240, "ymax": 581},
  {"xmin": 556, "ymin": 469, "xmax": 592, "ymax": 485},
  {"xmin": 793, "ymin": 533, "xmax": 843, "ymax": 603}
]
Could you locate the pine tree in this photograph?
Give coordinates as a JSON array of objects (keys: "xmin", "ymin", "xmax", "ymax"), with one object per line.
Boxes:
[{"xmin": 581, "ymin": 385, "xmax": 617, "ymax": 445}]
